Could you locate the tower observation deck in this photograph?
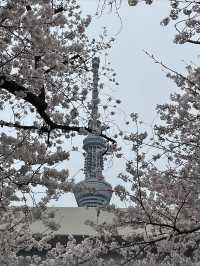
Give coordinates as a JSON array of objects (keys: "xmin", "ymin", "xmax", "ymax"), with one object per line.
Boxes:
[{"xmin": 74, "ymin": 57, "xmax": 112, "ymax": 207}]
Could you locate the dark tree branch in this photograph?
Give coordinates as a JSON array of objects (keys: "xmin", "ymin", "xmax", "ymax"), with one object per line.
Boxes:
[
  {"xmin": 186, "ymin": 39, "xmax": 200, "ymax": 45},
  {"xmin": 0, "ymin": 76, "xmax": 116, "ymax": 144},
  {"xmin": 0, "ymin": 121, "xmax": 38, "ymax": 130}
]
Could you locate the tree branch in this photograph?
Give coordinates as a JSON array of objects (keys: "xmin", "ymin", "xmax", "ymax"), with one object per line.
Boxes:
[
  {"xmin": 0, "ymin": 76, "xmax": 116, "ymax": 144},
  {"xmin": 186, "ymin": 39, "xmax": 200, "ymax": 45}
]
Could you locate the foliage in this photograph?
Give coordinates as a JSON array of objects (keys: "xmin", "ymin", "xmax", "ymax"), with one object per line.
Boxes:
[
  {"xmin": 1, "ymin": 0, "xmax": 200, "ymax": 265},
  {"xmin": 93, "ymin": 0, "xmax": 200, "ymax": 265},
  {"xmin": 0, "ymin": 0, "xmax": 117, "ymax": 264}
]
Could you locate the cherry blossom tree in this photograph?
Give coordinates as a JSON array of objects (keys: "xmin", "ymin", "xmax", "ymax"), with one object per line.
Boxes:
[
  {"xmin": 0, "ymin": 0, "xmax": 118, "ymax": 264},
  {"xmin": 67, "ymin": 1, "xmax": 200, "ymax": 264},
  {"xmin": 88, "ymin": 1, "xmax": 200, "ymax": 265}
]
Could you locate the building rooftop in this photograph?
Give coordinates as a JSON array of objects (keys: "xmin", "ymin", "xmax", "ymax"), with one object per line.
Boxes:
[{"xmin": 30, "ymin": 207, "xmax": 141, "ymax": 236}]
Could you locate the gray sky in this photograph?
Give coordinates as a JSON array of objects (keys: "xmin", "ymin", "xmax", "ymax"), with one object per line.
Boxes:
[{"xmin": 49, "ymin": 0, "xmax": 199, "ymax": 207}]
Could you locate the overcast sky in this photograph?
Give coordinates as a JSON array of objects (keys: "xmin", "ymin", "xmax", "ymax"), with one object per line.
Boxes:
[{"xmin": 49, "ymin": 0, "xmax": 199, "ymax": 207}]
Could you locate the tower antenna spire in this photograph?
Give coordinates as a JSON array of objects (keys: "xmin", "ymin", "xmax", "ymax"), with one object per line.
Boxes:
[
  {"xmin": 89, "ymin": 57, "xmax": 100, "ymax": 131},
  {"xmin": 74, "ymin": 57, "xmax": 112, "ymax": 207}
]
